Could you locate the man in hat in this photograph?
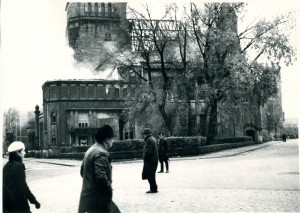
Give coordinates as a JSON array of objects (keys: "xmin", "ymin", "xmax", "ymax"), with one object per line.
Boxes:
[
  {"xmin": 157, "ymin": 132, "xmax": 169, "ymax": 173},
  {"xmin": 141, "ymin": 128, "xmax": 158, "ymax": 193},
  {"xmin": 3, "ymin": 141, "xmax": 41, "ymax": 213}
]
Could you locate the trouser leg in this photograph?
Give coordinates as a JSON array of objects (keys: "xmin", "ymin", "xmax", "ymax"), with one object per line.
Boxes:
[
  {"xmin": 165, "ymin": 160, "xmax": 169, "ymax": 171},
  {"xmin": 148, "ymin": 178, "xmax": 157, "ymax": 191},
  {"xmin": 159, "ymin": 159, "xmax": 164, "ymax": 172}
]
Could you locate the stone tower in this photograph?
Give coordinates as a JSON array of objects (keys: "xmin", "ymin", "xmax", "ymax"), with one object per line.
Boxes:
[{"xmin": 65, "ymin": 2, "xmax": 128, "ymax": 71}]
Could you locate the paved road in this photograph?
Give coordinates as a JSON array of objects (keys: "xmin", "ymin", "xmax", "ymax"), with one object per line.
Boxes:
[{"xmin": 2, "ymin": 139, "xmax": 299, "ymax": 212}]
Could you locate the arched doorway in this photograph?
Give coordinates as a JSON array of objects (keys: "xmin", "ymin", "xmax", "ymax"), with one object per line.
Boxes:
[{"xmin": 244, "ymin": 123, "xmax": 257, "ymax": 142}]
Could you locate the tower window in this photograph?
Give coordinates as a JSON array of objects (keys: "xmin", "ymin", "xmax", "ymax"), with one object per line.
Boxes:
[
  {"xmin": 108, "ymin": 3, "xmax": 112, "ymax": 15},
  {"xmin": 84, "ymin": 3, "xmax": 92, "ymax": 13},
  {"xmin": 105, "ymin": 4, "xmax": 108, "ymax": 16},
  {"xmin": 101, "ymin": 3, "xmax": 105, "ymax": 16},
  {"xmin": 95, "ymin": 3, "xmax": 98, "ymax": 15},
  {"xmin": 88, "ymin": 3, "xmax": 92, "ymax": 13},
  {"xmin": 84, "ymin": 4, "xmax": 88, "ymax": 12},
  {"xmin": 51, "ymin": 112, "xmax": 56, "ymax": 124},
  {"xmin": 111, "ymin": 4, "xmax": 115, "ymax": 14}
]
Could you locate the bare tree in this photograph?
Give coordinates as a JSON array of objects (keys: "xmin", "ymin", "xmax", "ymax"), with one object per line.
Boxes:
[{"xmin": 189, "ymin": 2, "xmax": 295, "ymax": 143}]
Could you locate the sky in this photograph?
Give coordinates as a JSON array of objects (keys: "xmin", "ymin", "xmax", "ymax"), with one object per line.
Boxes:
[{"xmin": 0, "ymin": 0, "xmax": 299, "ymax": 120}]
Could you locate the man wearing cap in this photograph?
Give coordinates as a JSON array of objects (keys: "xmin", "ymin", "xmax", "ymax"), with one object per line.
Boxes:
[
  {"xmin": 141, "ymin": 128, "xmax": 158, "ymax": 193},
  {"xmin": 157, "ymin": 132, "xmax": 169, "ymax": 173},
  {"xmin": 3, "ymin": 141, "xmax": 41, "ymax": 213},
  {"xmin": 78, "ymin": 124, "xmax": 120, "ymax": 213}
]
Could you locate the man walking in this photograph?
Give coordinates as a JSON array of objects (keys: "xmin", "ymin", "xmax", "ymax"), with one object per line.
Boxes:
[{"xmin": 141, "ymin": 128, "xmax": 158, "ymax": 193}]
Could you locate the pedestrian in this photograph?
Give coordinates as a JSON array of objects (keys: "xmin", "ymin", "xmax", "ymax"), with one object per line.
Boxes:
[
  {"xmin": 3, "ymin": 141, "xmax": 41, "ymax": 213},
  {"xmin": 282, "ymin": 133, "xmax": 287, "ymax": 142},
  {"xmin": 78, "ymin": 125, "xmax": 120, "ymax": 213},
  {"xmin": 141, "ymin": 128, "xmax": 158, "ymax": 193},
  {"xmin": 157, "ymin": 132, "xmax": 169, "ymax": 173}
]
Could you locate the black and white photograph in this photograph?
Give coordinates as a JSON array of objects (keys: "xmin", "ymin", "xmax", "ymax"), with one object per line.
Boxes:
[{"xmin": 1, "ymin": 0, "xmax": 299, "ymax": 212}]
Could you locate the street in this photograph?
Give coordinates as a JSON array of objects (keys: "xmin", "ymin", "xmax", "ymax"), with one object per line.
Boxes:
[{"xmin": 3, "ymin": 139, "xmax": 299, "ymax": 212}]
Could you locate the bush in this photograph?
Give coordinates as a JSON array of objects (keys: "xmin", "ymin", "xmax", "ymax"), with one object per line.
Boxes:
[
  {"xmin": 212, "ymin": 136, "xmax": 252, "ymax": 144},
  {"xmin": 260, "ymin": 130, "xmax": 272, "ymax": 142},
  {"xmin": 166, "ymin": 136, "xmax": 206, "ymax": 156},
  {"xmin": 60, "ymin": 145, "xmax": 90, "ymax": 153},
  {"xmin": 167, "ymin": 137, "xmax": 205, "ymax": 148},
  {"xmin": 109, "ymin": 139, "xmax": 144, "ymax": 152}
]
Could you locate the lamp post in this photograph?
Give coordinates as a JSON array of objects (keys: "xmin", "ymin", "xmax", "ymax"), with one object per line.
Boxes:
[{"xmin": 34, "ymin": 105, "xmax": 40, "ymax": 150}]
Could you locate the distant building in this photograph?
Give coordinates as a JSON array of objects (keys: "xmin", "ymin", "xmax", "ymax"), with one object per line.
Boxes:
[{"xmin": 283, "ymin": 117, "xmax": 298, "ymax": 138}]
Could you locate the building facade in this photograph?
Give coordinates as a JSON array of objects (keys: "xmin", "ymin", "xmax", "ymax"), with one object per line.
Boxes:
[
  {"xmin": 28, "ymin": 3, "xmax": 285, "ymax": 151},
  {"xmin": 39, "ymin": 80, "xmax": 135, "ymax": 148}
]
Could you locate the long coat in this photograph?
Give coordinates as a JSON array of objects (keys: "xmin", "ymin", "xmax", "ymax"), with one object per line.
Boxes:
[
  {"xmin": 158, "ymin": 138, "xmax": 169, "ymax": 161},
  {"xmin": 142, "ymin": 135, "xmax": 158, "ymax": 180},
  {"xmin": 78, "ymin": 143, "xmax": 118, "ymax": 213},
  {"xmin": 3, "ymin": 155, "xmax": 38, "ymax": 213}
]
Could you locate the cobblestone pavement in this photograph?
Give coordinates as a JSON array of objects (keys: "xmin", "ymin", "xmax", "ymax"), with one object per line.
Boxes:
[{"xmin": 2, "ymin": 139, "xmax": 299, "ymax": 212}]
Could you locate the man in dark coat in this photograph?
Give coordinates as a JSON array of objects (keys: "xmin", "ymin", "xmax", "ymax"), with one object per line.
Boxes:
[
  {"xmin": 282, "ymin": 133, "xmax": 287, "ymax": 142},
  {"xmin": 3, "ymin": 141, "xmax": 41, "ymax": 213},
  {"xmin": 141, "ymin": 128, "xmax": 158, "ymax": 193},
  {"xmin": 157, "ymin": 132, "xmax": 169, "ymax": 173},
  {"xmin": 78, "ymin": 125, "xmax": 120, "ymax": 213}
]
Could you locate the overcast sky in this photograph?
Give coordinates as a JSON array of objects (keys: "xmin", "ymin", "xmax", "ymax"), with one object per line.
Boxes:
[{"xmin": 0, "ymin": 0, "xmax": 299, "ymax": 120}]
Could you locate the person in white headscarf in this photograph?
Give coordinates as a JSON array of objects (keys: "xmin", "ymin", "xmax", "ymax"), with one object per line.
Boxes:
[{"xmin": 3, "ymin": 141, "xmax": 41, "ymax": 213}]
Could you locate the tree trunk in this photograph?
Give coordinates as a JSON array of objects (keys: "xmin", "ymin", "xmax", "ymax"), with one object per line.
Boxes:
[
  {"xmin": 187, "ymin": 100, "xmax": 194, "ymax": 136},
  {"xmin": 207, "ymin": 101, "xmax": 218, "ymax": 144}
]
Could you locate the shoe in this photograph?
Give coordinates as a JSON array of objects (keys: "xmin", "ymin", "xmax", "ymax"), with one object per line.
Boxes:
[
  {"xmin": 146, "ymin": 190, "xmax": 158, "ymax": 193},
  {"xmin": 166, "ymin": 171, "xmax": 169, "ymax": 173},
  {"xmin": 158, "ymin": 171, "xmax": 163, "ymax": 173}
]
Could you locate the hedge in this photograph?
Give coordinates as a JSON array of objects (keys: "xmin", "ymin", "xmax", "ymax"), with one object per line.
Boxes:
[{"xmin": 42, "ymin": 136, "xmax": 254, "ymax": 160}]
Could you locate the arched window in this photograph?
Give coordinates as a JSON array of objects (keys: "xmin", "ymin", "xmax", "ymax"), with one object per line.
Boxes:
[
  {"xmin": 111, "ymin": 4, "xmax": 115, "ymax": 14},
  {"xmin": 84, "ymin": 4, "xmax": 89, "ymax": 12},
  {"xmin": 84, "ymin": 3, "xmax": 92, "ymax": 14},
  {"xmin": 101, "ymin": 3, "xmax": 105, "ymax": 16},
  {"xmin": 105, "ymin": 4, "xmax": 108, "ymax": 16},
  {"xmin": 108, "ymin": 3, "xmax": 112, "ymax": 16},
  {"xmin": 88, "ymin": 2, "xmax": 92, "ymax": 13},
  {"xmin": 95, "ymin": 3, "xmax": 98, "ymax": 15}
]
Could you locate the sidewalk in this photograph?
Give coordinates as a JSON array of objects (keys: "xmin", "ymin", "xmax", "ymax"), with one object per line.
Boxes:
[{"xmin": 16, "ymin": 141, "xmax": 281, "ymax": 166}]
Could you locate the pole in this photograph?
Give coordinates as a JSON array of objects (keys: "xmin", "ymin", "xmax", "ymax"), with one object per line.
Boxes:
[
  {"xmin": 19, "ymin": 116, "xmax": 22, "ymax": 141},
  {"xmin": 15, "ymin": 117, "xmax": 18, "ymax": 141}
]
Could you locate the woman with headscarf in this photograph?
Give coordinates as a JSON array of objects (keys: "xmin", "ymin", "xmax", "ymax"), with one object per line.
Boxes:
[{"xmin": 3, "ymin": 141, "xmax": 41, "ymax": 213}]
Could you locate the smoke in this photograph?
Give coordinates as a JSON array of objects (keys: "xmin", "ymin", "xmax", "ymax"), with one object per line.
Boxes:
[{"xmin": 0, "ymin": 0, "xmax": 107, "ymax": 114}]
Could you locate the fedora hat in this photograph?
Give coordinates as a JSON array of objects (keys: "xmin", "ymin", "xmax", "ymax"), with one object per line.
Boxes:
[{"xmin": 141, "ymin": 128, "xmax": 152, "ymax": 135}]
